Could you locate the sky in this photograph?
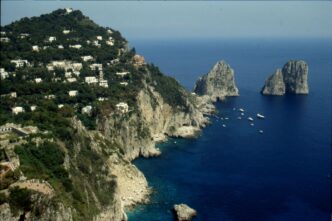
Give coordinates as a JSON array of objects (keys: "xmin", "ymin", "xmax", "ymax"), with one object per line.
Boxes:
[{"xmin": 1, "ymin": 1, "xmax": 332, "ymax": 40}]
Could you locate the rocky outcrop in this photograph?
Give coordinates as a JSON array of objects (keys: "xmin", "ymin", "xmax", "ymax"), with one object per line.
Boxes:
[
  {"xmin": 261, "ymin": 69, "xmax": 285, "ymax": 95},
  {"xmin": 173, "ymin": 204, "xmax": 197, "ymax": 221},
  {"xmin": 194, "ymin": 60, "xmax": 239, "ymax": 101},
  {"xmin": 262, "ymin": 60, "xmax": 309, "ymax": 95}
]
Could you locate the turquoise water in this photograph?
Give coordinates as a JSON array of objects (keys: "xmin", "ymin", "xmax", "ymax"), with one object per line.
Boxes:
[{"xmin": 127, "ymin": 38, "xmax": 331, "ymax": 221}]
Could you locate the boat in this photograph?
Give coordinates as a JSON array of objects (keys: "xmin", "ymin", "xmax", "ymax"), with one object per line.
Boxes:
[
  {"xmin": 237, "ymin": 116, "xmax": 242, "ymax": 120},
  {"xmin": 239, "ymin": 108, "xmax": 245, "ymax": 112},
  {"xmin": 257, "ymin": 113, "xmax": 265, "ymax": 119},
  {"xmin": 241, "ymin": 113, "xmax": 245, "ymax": 116},
  {"xmin": 259, "ymin": 130, "xmax": 264, "ymax": 134},
  {"xmin": 233, "ymin": 108, "xmax": 236, "ymax": 111},
  {"xmin": 250, "ymin": 123, "xmax": 254, "ymax": 126},
  {"xmin": 222, "ymin": 124, "xmax": 226, "ymax": 128},
  {"xmin": 225, "ymin": 117, "xmax": 229, "ymax": 120},
  {"xmin": 247, "ymin": 117, "xmax": 254, "ymax": 121}
]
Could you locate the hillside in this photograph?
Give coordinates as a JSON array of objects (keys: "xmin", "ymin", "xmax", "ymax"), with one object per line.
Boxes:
[{"xmin": 0, "ymin": 8, "xmax": 209, "ymax": 221}]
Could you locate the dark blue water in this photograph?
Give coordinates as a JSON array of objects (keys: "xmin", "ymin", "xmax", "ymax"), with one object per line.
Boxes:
[{"xmin": 127, "ymin": 38, "xmax": 332, "ymax": 221}]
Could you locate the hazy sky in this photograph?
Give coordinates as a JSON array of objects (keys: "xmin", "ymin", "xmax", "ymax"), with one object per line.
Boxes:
[{"xmin": 1, "ymin": 1, "xmax": 332, "ymax": 40}]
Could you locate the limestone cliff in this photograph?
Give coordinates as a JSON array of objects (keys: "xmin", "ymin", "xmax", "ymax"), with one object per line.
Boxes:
[
  {"xmin": 262, "ymin": 60, "xmax": 309, "ymax": 95},
  {"xmin": 194, "ymin": 60, "xmax": 239, "ymax": 100}
]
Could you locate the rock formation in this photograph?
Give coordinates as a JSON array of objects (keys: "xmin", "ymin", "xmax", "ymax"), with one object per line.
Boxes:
[
  {"xmin": 173, "ymin": 204, "xmax": 197, "ymax": 221},
  {"xmin": 262, "ymin": 60, "xmax": 309, "ymax": 95},
  {"xmin": 194, "ymin": 60, "xmax": 239, "ymax": 101}
]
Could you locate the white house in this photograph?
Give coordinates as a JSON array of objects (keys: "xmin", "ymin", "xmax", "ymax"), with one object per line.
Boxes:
[
  {"xmin": 85, "ymin": 76, "xmax": 98, "ymax": 84},
  {"xmin": 96, "ymin": 36, "xmax": 103, "ymax": 40},
  {"xmin": 65, "ymin": 8, "xmax": 73, "ymax": 14},
  {"xmin": 44, "ymin": 94, "xmax": 56, "ymax": 99},
  {"xmin": 48, "ymin": 36, "xmax": 56, "ymax": 42},
  {"xmin": 90, "ymin": 63, "xmax": 103, "ymax": 71},
  {"xmin": 68, "ymin": 90, "xmax": 78, "ymax": 97},
  {"xmin": 107, "ymin": 30, "xmax": 113, "ymax": 34},
  {"xmin": 92, "ymin": 40, "xmax": 101, "ymax": 48},
  {"xmin": 116, "ymin": 72, "xmax": 129, "ymax": 77},
  {"xmin": 72, "ymin": 71, "xmax": 80, "ymax": 76},
  {"xmin": 63, "ymin": 30, "xmax": 71, "ymax": 34},
  {"xmin": 32, "ymin": 45, "xmax": 39, "ymax": 52},
  {"xmin": 81, "ymin": 55, "xmax": 93, "ymax": 62},
  {"xmin": 120, "ymin": 82, "xmax": 128, "ymax": 86},
  {"xmin": 0, "ymin": 31, "xmax": 6, "ymax": 35},
  {"xmin": 99, "ymin": 80, "xmax": 108, "ymax": 88},
  {"xmin": 65, "ymin": 72, "xmax": 72, "ymax": 78},
  {"xmin": 12, "ymin": 107, "xmax": 25, "ymax": 115},
  {"xmin": 34, "ymin": 78, "xmax": 42, "ymax": 83},
  {"xmin": 43, "ymin": 46, "xmax": 50, "ymax": 50},
  {"xmin": 106, "ymin": 40, "xmax": 114, "ymax": 46},
  {"xmin": 67, "ymin": 78, "xmax": 77, "ymax": 83},
  {"xmin": 19, "ymin": 33, "xmax": 30, "ymax": 39},
  {"xmin": 82, "ymin": 105, "xmax": 92, "ymax": 115},
  {"xmin": 116, "ymin": 102, "xmax": 129, "ymax": 114},
  {"xmin": 98, "ymin": 97, "xmax": 108, "ymax": 101},
  {"xmin": 58, "ymin": 45, "xmax": 64, "ymax": 49},
  {"xmin": 30, "ymin": 106, "xmax": 37, "ymax": 111},
  {"xmin": 0, "ymin": 37, "xmax": 10, "ymax": 42},
  {"xmin": 10, "ymin": 92, "xmax": 17, "ymax": 98},
  {"xmin": 0, "ymin": 68, "xmax": 9, "ymax": 79},
  {"xmin": 11, "ymin": 59, "xmax": 30, "ymax": 68},
  {"xmin": 69, "ymin": 44, "xmax": 82, "ymax": 49},
  {"xmin": 58, "ymin": 104, "xmax": 64, "ymax": 109},
  {"xmin": 72, "ymin": 63, "xmax": 82, "ymax": 71}
]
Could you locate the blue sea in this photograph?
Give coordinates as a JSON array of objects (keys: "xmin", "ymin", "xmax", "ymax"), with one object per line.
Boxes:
[{"xmin": 127, "ymin": 38, "xmax": 332, "ymax": 221}]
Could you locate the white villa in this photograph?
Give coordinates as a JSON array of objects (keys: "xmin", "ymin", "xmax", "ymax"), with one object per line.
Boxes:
[
  {"xmin": 90, "ymin": 63, "xmax": 103, "ymax": 71},
  {"xmin": 32, "ymin": 45, "xmax": 39, "ymax": 52},
  {"xmin": 30, "ymin": 106, "xmax": 37, "ymax": 111},
  {"xmin": 120, "ymin": 82, "xmax": 128, "ymax": 86},
  {"xmin": 67, "ymin": 78, "xmax": 77, "ymax": 83},
  {"xmin": 12, "ymin": 107, "xmax": 25, "ymax": 115},
  {"xmin": 93, "ymin": 40, "xmax": 101, "ymax": 48},
  {"xmin": 44, "ymin": 95, "xmax": 56, "ymax": 99},
  {"xmin": 48, "ymin": 36, "xmax": 56, "ymax": 42},
  {"xmin": 107, "ymin": 30, "xmax": 113, "ymax": 34},
  {"xmin": 63, "ymin": 30, "xmax": 71, "ymax": 34},
  {"xmin": 82, "ymin": 105, "xmax": 92, "ymax": 115},
  {"xmin": 116, "ymin": 102, "xmax": 129, "ymax": 114},
  {"xmin": 11, "ymin": 59, "xmax": 30, "ymax": 68},
  {"xmin": 58, "ymin": 104, "xmax": 64, "ymax": 109},
  {"xmin": 85, "ymin": 76, "xmax": 98, "ymax": 84},
  {"xmin": 65, "ymin": 71, "xmax": 72, "ymax": 78},
  {"xmin": 34, "ymin": 78, "xmax": 42, "ymax": 83},
  {"xmin": 106, "ymin": 40, "xmax": 114, "ymax": 46},
  {"xmin": 116, "ymin": 72, "xmax": 129, "ymax": 77},
  {"xmin": 98, "ymin": 97, "xmax": 108, "ymax": 101},
  {"xmin": 68, "ymin": 90, "xmax": 78, "ymax": 97},
  {"xmin": 99, "ymin": 80, "xmax": 108, "ymax": 88},
  {"xmin": 0, "ymin": 37, "xmax": 10, "ymax": 43},
  {"xmin": 0, "ymin": 68, "xmax": 9, "ymax": 79},
  {"xmin": 19, "ymin": 33, "xmax": 30, "ymax": 39},
  {"xmin": 10, "ymin": 92, "xmax": 17, "ymax": 98},
  {"xmin": 58, "ymin": 45, "xmax": 64, "ymax": 49},
  {"xmin": 69, "ymin": 44, "xmax": 82, "ymax": 49},
  {"xmin": 65, "ymin": 8, "xmax": 73, "ymax": 14},
  {"xmin": 96, "ymin": 36, "xmax": 103, "ymax": 40},
  {"xmin": 81, "ymin": 55, "xmax": 93, "ymax": 62}
]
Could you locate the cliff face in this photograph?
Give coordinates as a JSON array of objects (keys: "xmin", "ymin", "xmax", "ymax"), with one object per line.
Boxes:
[
  {"xmin": 262, "ymin": 60, "xmax": 309, "ymax": 95},
  {"xmin": 194, "ymin": 60, "xmax": 239, "ymax": 100},
  {"xmin": 98, "ymin": 83, "xmax": 209, "ymax": 160}
]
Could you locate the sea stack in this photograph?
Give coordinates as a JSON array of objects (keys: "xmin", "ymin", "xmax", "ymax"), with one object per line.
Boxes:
[
  {"xmin": 262, "ymin": 60, "xmax": 309, "ymax": 95},
  {"xmin": 194, "ymin": 60, "xmax": 239, "ymax": 101},
  {"xmin": 173, "ymin": 204, "xmax": 197, "ymax": 221}
]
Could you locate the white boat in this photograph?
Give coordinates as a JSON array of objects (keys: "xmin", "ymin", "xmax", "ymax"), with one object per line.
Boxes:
[
  {"xmin": 250, "ymin": 123, "xmax": 254, "ymax": 126},
  {"xmin": 237, "ymin": 116, "xmax": 242, "ymax": 120},
  {"xmin": 241, "ymin": 113, "xmax": 245, "ymax": 116},
  {"xmin": 233, "ymin": 108, "xmax": 236, "ymax": 111},
  {"xmin": 247, "ymin": 117, "xmax": 254, "ymax": 121},
  {"xmin": 239, "ymin": 108, "xmax": 245, "ymax": 112},
  {"xmin": 259, "ymin": 130, "xmax": 264, "ymax": 134},
  {"xmin": 225, "ymin": 117, "xmax": 229, "ymax": 120},
  {"xmin": 222, "ymin": 124, "xmax": 226, "ymax": 128},
  {"xmin": 257, "ymin": 113, "xmax": 265, "ymax": 119}
]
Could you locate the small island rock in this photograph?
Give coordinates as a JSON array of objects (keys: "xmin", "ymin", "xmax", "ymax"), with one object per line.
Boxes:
[
  {"xmin": 262, "ymin": 60, "xmax": 309, "ymax": 95},
  {"xmin": 173, "ymin": 204, "xmax": 197, "ymax": 221},
  {"xmin": 194, "ymin": 60, "xmax": 239, "ymax": 101}
]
